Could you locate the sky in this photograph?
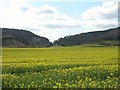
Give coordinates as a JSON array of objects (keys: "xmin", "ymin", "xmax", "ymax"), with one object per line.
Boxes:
[{"xmin": 0, "ymin": 0, "xmax": 119, "ymax": 42}]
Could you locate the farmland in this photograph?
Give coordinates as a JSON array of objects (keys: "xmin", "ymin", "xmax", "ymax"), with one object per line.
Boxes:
[{"xmin": 2, "ymin": 45, "xmax": 119, "ymax": 88}]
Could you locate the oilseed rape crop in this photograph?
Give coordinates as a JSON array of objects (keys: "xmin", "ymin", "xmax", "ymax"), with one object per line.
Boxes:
[{"xmin": 2, "ymin": 46, "xmax": 119, "ymax": 88}]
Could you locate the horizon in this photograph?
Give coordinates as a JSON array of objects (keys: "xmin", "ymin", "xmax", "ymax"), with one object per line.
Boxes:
[
  {"xmin": 1, "ymin": 26, "xmax": 119, "ymax": 43},
  {"xmin": 0, "ymin": 0, "xmax": 118, "ymax": 42}
]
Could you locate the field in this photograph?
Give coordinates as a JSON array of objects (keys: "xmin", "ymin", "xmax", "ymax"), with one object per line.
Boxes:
[{"xmin": 2, "ymin": 45, "xmax": 119, "ymax": 88}]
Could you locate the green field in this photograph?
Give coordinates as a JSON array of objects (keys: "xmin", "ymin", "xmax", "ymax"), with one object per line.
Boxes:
[{"xmin": 2, "ymin": 45, "xmax": 119, "ymax": 88}]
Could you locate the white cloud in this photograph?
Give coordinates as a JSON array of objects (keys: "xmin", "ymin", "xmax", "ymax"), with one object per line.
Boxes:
[
  {"xmin": 35, "ymin": 5, "xmax": 59, "ymax": 15},
  {"xmin": 81, "ymin": 1, "xmax": 118, "ymax": 29}
]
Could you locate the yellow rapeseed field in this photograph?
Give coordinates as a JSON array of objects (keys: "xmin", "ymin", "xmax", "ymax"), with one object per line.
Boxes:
[{"xmin": 2, "ymin": 45, "xmax": 119, "ymax": 88}]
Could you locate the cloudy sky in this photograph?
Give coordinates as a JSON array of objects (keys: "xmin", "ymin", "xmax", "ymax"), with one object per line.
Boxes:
[{"xmin": 0, "ymin": 0, "xmax": 118, "ymax": 42}]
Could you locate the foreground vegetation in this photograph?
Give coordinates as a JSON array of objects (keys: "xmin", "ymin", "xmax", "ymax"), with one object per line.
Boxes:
[{"xmin": 2, "ymin": 45, "xmax": 119, "ymax": 88}]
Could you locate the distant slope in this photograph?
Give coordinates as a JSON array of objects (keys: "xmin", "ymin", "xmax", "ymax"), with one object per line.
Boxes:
[
  {"xmin": 2, "ymin": 28, "xmax": 52, "ymax": 47},
  {"xmin": 54, "ymin": 27, "xmax": 120, "ymax": 46}
]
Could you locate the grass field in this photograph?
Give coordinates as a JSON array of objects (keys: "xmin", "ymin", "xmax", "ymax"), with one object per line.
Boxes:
[{"xmin": 2, "ymin": 45, "xmax": 119, "ymax": 88}]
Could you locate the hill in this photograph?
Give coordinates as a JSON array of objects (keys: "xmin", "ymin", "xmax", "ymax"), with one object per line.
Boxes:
[
  {"xmin": 54, "ymin": 27, "xmax": 120, "ymax": 46},
  {"xmin": 2, "ymin": 28, "xmax": 52, "ymax": 47}
]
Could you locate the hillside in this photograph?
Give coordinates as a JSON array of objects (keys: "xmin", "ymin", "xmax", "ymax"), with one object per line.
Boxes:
[
  {"xmin": 54, "ymin": 27, "xmax": 120, "ymax": 46},
  {"xmin": 2, "ymin": 28, "xmax": 52, "ymax": 47}
]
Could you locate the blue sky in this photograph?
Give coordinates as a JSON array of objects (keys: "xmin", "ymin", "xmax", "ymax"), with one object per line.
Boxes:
[
  {"xmin": 31, "ymin": 2, "xmax": 102, "ymax": 19},
  {"xmin": 0, "ymin": 0, "xmax": 118, "ymax": 42}
]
